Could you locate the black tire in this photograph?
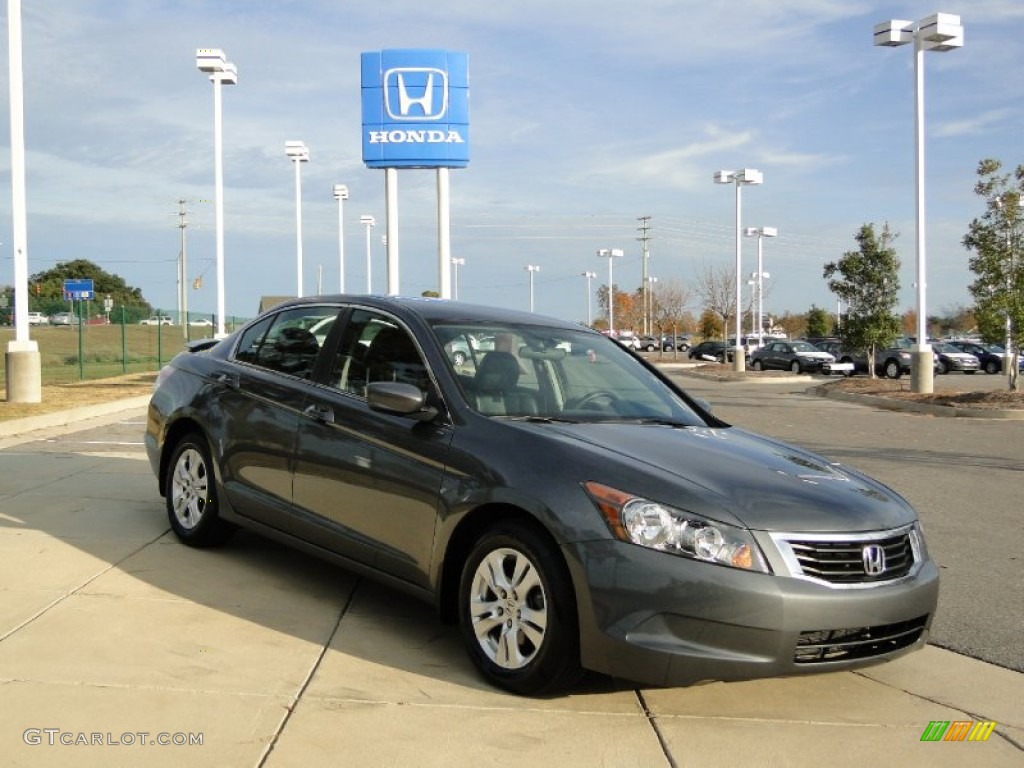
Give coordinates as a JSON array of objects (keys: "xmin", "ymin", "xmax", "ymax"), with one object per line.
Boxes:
[
  {"xmin": 936, "ymin": 360, "xmax": 948, "ymax": 375},
  {"xmin": 884, "ymin": 360, "xmax": 902, "ymax": 379},
  {"xmin": 165, "ymin": 432, "xmax": 234, "ymax": 547},
  {"xmin": 458, "ymin": 522, "xmax": 582, "ymax": 696},
  {"xmin": 790, "ymin": 360, "xmax": 801, "ymax": 374},
  {"xmin": 452, "ymin": 351, "xmax": 467, "ymax": 367},
  {"xmin": 985, "ymin": 360, "xmax": 1000, "ymax": 375},
  {"xmin": 751, "ymin": 359, "xmax": 763, "ymax": 371}
]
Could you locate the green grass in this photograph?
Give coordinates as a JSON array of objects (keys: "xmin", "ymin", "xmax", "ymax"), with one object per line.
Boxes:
[{"xmin": 0, "ymin": 324, "xmax": 206, "ymax": 387}]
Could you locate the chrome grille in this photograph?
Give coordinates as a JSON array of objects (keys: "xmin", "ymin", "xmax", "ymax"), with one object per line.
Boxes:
[
  {"xmin": 771, "ymin": 525, "xmax": 922, "ymax": 588},
  {"xmin": 794, "ymin": 615, "xmax": 928, "ymax": 664}
]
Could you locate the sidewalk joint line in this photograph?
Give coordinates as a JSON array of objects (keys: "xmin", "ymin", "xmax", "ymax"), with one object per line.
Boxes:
[{"xmin": 636, "ymin": 689, "xmax": 677, "ymax": 768}]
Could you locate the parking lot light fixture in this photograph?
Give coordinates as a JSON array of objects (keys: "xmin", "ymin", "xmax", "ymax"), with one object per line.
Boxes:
[
  {"xmin": 597, "ymin": 249, "xmax": 624, "ymax": 333},
  {"xmin": 715, "ymin": 169, "xmax": 763, "ymax": 371},
  {"xmin": 333, "ymin": 184, "xmax": 349, "ymax": 293},
  {"xmin": 874, "ymin": 12, "xmax": 963, "ymax": 393},
  {"xmin": 744, "ymin": 226, "xmax": 776, "ymax": 346},
  {"xmin": 285, "ymin": 141, "xmax": 310, "ymax": 297},
  {"xmin": 525, "ymin": 265, "xmax": 540, "ymax": 312},
  {"xmin": 360, "ymin": 215, "xmax": 376, "ymax": 293},
  {"xmin": 196, "ymin": 48, "xmax": 237, "ymax": 338}
]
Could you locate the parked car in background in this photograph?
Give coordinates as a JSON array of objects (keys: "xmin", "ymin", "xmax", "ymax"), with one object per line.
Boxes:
[
  {"xmin": 946, "ymin": 341, "xmax": 1004, "ymax": 375},
  {"xmin": 188, "ymin": 318, "xmax": 214, "ymax": 328},
  {"xmin": 445, "ymin": 331, "xmax": 496, "ymax": 366},
  {"xmin": 688, "ymin": 340, "xmax": 729, "ymax": 362},
  {"xmin": 637, "ymin": 335, "xmax": 660, "ymax": 352},
  {"xmin": 661, "ymin": 335, "xmax": 692, "ymax": 351},
  {"xmin": 815, "ymin": 340, "xmax": 912, "ymax": 379},
  {"xmin": 931, "ymin": 342, "xmax": 979, "ymax": 375},
  {"xmin": 140, "ymin": 315, "xmax": 175, "ymax": 326},
  {"xmin": 748, "ymin": 340, "xmax": 836, "ymax": 374},
  {"xmin": 27, "ymin": 311, "xmax": 49, "ymax": 325},
  {"xmin": 146, "ymin": 295, "xmax": 937, "ymax": 695},
  {"xmin": 48, "ymin": 311, "xmax": 77, "ymax": 326}
]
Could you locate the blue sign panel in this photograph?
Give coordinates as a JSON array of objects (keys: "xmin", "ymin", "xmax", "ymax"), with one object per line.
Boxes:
[
  {"xmin": 361, "ymin": 49, "xmax": 469, "ymax": 169},
  {"xmin": 63, "ymin": 278, "xmax": 94, "ymax": 301}
]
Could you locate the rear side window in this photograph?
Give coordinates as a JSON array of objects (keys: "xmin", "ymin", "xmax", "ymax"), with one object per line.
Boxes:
[{"xmin": 233, "ymin": 307, "xmax": 339, "ymax": 380}]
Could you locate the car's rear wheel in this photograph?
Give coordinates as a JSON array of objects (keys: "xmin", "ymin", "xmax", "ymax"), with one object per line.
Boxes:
[
  {"xmin": 751, "ymin": 359, "xmax": 763, "ymax": 371},
  {"xmin": 985, "ymin": 360, "xmax": 1000, "ymax": 374},
  {"xmin": 458, "ymin": 522, "xmax": 581, "ymax": 695},
  {"xmin": 166, "ymin": 432, "xmax": 234, "ymax": 547},
  {"xmin": 790, "ymin": 360, "xmax": 801, "ymax": 374}
]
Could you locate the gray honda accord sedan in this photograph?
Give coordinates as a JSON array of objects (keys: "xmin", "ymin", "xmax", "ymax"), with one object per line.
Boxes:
[{"xmin": 145, "ymin": 296, "xmax": 938, "ymax": 695}]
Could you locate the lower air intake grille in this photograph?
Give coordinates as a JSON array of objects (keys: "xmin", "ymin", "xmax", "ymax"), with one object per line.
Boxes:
[{"xmin": 794, "ymin": 615, "xmax": 928, "ymax": 664}]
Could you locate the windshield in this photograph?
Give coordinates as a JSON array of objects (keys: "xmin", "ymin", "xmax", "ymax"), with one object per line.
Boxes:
[
  {"xmin": 790, "ymin": 341, "xmax": 820, "ymax": 352},
  {"xmin": 431, "ymin": 321, "xmax": 708, "ymax": 425}
]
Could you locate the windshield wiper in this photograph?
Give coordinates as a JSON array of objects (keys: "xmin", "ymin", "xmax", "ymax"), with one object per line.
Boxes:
[{"xmin": 503, "ymin": 415, "xmax": 580, "ymax": 424}]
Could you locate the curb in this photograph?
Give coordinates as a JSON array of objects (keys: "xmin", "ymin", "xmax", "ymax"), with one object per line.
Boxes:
[
  {"xmin": 809, "ymin": 385, "xmax": 1024, "ymax": 420},
  {"xmin": 0, "ymin": 395, "xmax": 152, "ymax": 438}
]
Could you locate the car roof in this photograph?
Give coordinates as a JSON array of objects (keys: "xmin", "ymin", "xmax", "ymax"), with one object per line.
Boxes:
[{"xmin": 266, "ymin": 295, "xmax": 587, "ymax": 332}]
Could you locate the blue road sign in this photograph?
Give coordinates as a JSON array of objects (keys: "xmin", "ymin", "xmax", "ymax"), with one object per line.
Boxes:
[{"xmin": 63, "ymin": 278, "xmax": 94, "ymax": 301}]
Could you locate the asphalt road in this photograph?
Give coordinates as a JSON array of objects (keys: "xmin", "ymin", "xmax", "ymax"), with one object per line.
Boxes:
[{"xmin": 669, "ymin": 372, "xmax": 1023, "ymax": 673}]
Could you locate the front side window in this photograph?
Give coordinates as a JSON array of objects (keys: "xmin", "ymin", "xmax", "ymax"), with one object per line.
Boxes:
[{"xmin": 330, "ymin": 309, "xmax": 429, "ymax": 397}]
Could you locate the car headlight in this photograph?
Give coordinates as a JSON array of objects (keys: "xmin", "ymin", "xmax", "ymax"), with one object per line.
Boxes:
[{"xmin": 584, "ymin": 482, "xmax": 769, "ymax": 573}]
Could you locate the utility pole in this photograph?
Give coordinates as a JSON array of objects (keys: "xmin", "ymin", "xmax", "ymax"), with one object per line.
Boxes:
[
  {"xmin": 176, "ymin": 199, "xmax": 189, "ymax": 338},
  {"xmin": 637, "ymin": 216, "xmax": 652, "ymax": 334}
]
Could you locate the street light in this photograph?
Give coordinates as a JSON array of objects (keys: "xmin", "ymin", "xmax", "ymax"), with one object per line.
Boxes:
[
  {"xmin": 581, "ymin": 271, "xmax": 597, "ymax": 326},
  {"xmin": 646, "ymin": 276, "xmax": 659, "ymax": 335},
  {"xmin": 744, "ymin": 226, "xmax": 776, "ymax": 346},
  {"xmin": 874, "ymin": 12, "xmax": 963, "ymax": 393},
  {"xmin": 597, "ymin": 248, "xmax": 624, "ymax": 333},
  {"xmin": 451, "ymin": 258, "xmax": 465, "ymax": 300},
  {"xmin": 714, "ymin": 168, "xmax": 763, "ymax": 371},
  {"xmin": 196, "ymin": 48, "xmax": 237, "ymax": 338},
  {"xmin": 332, "ymin": 184, "xmax": 349, "ymax": 294},
  {"xmin": 285, "ymin": 140, "xmax": 309, "ymax": 297},
  {"xmin": 360, "ymin": 215, "xmax": 376, "ymax": 293},
  {"xmin": 524, "ymin": 265, "xmax": 540, "ymax": 312}
]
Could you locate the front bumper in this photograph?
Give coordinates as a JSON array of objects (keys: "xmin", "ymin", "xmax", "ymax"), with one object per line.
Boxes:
[{"xmin": 563, "ymin": 539, "xmax": 939, "ymax": 688}]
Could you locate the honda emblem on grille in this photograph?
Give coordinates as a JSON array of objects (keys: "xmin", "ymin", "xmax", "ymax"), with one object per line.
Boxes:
[{"xmin": 862, "ymin": 544, "xmax": 886, "ymax": 576}]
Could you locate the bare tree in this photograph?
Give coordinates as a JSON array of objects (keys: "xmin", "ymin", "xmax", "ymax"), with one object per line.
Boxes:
[{"xmin": 693, "ymin": 262, "xmax": 736, "ymax": 340}]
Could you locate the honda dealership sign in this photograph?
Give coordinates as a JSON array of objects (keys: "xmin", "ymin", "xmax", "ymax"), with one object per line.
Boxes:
[{"xmin": 361, "ymin": 49, "xmax": 469, "ymax": 168}]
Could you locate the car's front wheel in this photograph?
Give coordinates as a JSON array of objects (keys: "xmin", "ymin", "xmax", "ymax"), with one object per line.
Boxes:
[
  {"xmin": 458, "ymin": 522, "xmax": 581, "ymax": 695},
  {"xmin": 166, "ymin": 432, "xmax": 234, "ymax": 547},
  {"xmin": 985, "ymin": 360, "xmax": 1000, "ymax": 375},
  {"xmin": 883, "ymin": 360, "xmax": 902, "ymax": 379},
  {"xmin": 790, "ymin": 360, "xmax": 801, "ymax": 374},
  {"xmin": 751, "ymin": 359, "xmax": 763, "ymax": 371},
  {"xmin": 452, "ymin": 350, "xmax": 467, "ymax": 366}
]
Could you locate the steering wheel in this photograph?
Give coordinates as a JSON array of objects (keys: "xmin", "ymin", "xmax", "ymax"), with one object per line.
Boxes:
[{"xmin": 568, "ymin": 389, "xmax": 622, "ymax": 412}]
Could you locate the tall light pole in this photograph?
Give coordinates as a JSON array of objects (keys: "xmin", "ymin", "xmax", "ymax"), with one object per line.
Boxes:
[
  {"xmin": 597, "ymin": 248, "xmax": 623, "ymax": 333},
  {"xmin": 196, "ymin": 48, "xmax": 237, "ymax": 339},
  {"xmin": 6, "ymin": 0, "xmax": 40, "ymax": 402},
  {"xmin": 714, "ymin": 168, "xmax": 763, "ymax": 372},
  {"xmin": 285, "ymin": 141, "xmax": 309, "ymax": 297},
  {"xmin": 874, "ymin": 12, "xmax": 963, "ymax": 394},
  {"xmin": 360, "ymin": 215, "xmax": 376, "ymax": 293},
  {"xmin": 744, "ymin": 226, "xmax": 776, "ymax": 346},
  {"xmin": 646, "ymin": 276, "xmax": 659, "ymax": 335},
  {"xmin": 581, "ymin": 271, "xmax": 597, "ymax": 326},
  {"xmin": 333, "ymin": 184, "xmax": 348, "ymax": 293},
  {"xmin": 451, "ymin": 257, "xmax": 465, "ymax": 300},
  {"xmin": 525, "ymin": 265, "xmax": 540, "ymax": 312}
]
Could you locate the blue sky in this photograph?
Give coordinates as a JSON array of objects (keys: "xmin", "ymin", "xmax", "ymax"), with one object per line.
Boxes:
[{"xmin": 1, "ymin": 1, "xmax": 1022, "ymax": 325}]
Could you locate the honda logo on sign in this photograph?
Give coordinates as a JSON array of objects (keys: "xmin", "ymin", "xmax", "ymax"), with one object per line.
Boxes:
[
  {"xmin": 862, "ymin": 545, "xmax": 886, "ymax": 576},
  {"xmin": 384, "ymin": 68, "xmax": 448, "ymax": 120}
]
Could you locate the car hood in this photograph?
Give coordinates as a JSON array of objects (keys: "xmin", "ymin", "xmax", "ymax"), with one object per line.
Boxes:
[{"xmin": 527, "ymin": 421, "xmax": 915, "ymax": 533}]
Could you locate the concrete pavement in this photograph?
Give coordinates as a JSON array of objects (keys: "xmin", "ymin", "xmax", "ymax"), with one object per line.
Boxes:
[{"xmin": 0, "ymin": 399, "xmax": 1021, "ymax": 767}]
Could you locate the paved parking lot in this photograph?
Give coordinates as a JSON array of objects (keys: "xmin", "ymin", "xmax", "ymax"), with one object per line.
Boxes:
[{"xmin": 0, "ymin": 395, "xmax": 1021, "ymax": 767}]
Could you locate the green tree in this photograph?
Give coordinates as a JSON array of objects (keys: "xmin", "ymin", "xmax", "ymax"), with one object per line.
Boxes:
[
  {"xmin": 823, "ymin": 224, "xmax": 901, "ymax": 378},
  {"xmin": 805, "ymin": 305, "xmax": 831, "ymax": 338},
  {"xmin": 28, "ymin": 259, "xmax": 150, "ymax": 317},
  {"xmin": 962, "ymin": 158, "xmax": 1023, "ymax": 390}
]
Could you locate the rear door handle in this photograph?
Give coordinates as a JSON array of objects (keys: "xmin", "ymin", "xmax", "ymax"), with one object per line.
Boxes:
[{"xmin": 303, "ymin": 404, "xmax": 335, "ymax": 424}]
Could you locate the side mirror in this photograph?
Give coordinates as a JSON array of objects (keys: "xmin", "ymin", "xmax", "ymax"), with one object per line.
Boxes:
[{"xmin": 367, "ymin": 381, "xmax": 438, "ymax": 422}]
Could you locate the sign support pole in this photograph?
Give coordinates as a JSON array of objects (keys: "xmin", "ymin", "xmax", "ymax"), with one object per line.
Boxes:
[
  {"xmin": 438, "ymin": 168, "xmax": 452, "ymax": 299},
  {"xmin": 385, "ymin": 168, "xmax": 399, "ymax": 295}
]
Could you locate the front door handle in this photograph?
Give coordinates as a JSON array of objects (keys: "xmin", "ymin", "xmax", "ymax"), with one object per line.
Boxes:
[{"xmin": 303, "ymin": 404, "xmax": 335, "ymax": 424}]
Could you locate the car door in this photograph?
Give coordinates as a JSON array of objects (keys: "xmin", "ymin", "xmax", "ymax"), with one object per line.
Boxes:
[
  {"xmin": 290, "ymin": 308, "xmax": 453, "ymax": 588},
  {"xmin": 215, "ymin": 305, "xmax": 341, "ymax": 533}
]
